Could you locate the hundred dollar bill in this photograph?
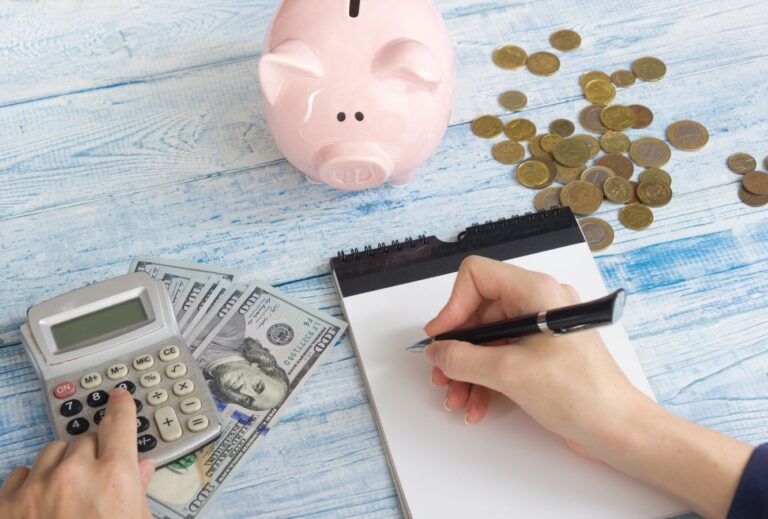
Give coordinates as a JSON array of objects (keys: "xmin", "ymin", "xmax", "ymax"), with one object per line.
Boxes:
[
  {"xmin": 178, "ymin": 279, "xmax": 230, "ymax": 334},
  {"xmin": 147, "ymin": 281, "xmax": 347, "ymax": 519},
  {"xmin": 182, "ymin": 284, "xmax": 247, "ymax": 346},
  {"xmin": 130, "ymin": 257, "xmax": 238, "ymax": 283}
]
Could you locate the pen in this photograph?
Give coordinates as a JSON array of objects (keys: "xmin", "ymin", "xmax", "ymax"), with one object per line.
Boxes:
[{"xmin": 408, "ymin": 289, "xmax": 626, "ymax": 351}]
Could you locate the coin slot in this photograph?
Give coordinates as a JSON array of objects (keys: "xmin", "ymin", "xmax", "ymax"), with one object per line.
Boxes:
[{"xmin": 349, "ymin": 0, "xmax": 360, "ymax": 17}]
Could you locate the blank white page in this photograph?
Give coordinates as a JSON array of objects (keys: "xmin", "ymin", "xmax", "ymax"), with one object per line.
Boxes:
[{"xmin": 341, "ymin": 242, "xmax": 685, "ymax": 518}]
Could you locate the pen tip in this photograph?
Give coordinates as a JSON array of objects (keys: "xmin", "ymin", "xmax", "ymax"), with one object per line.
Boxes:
[{"xmin": 406, "ymin": 338, "xmax": 432, "ymax": 352}]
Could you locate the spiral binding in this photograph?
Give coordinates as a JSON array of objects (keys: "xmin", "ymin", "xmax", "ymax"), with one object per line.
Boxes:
[{"xmin": 336, "ymin": 234, "xmax": 429, "ymax": 263}]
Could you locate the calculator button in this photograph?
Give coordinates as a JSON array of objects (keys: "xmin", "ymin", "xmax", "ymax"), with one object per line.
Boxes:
[
  {"xmin": 179, "ymin": 397, "xmax": 202, "ymax": 415},
  {"xmin": 86, "ymin": 390, "xmax": 109, "ymax": 408},
  {"xmin": 172, "ymin": 380, "xmax": 195, "ymax": 397},
  {"xmin": 165, "ymin": 362, "xmax": 187, "ymax": 379},
  {"xmin": 133, "ymin": 354, "xmax": 154, "ymax": 371},
  {"xmin": 137, "ymin": 434, "xmax": 157, "ymax": 452},
  {"xmin": 159, "ymin": 345, "xmax": 181, "ymax": 362},
  {"xmin": 94, "ymin": 408, "xmax": 106, "ymax": 425},
  {"xmin": 80, "ymin": 372, "xmax": 102, "ymax": 390},
  {"xmin": 187, "ymin": 415, "xmax": 209, "ymax": 433},
  {"xmin": 147, "ymin": 389, "xmax": 168, "ymax": 406},
  {"xmin": 59, "ymin": 399, "xmax": 83, "ymax": 417},
  {"xmin": 53, "ymin": 381, "xmax": 76, "ymax": 399},
  {"xmin": 66, "ymin": 417, "xmax": 90, "ymax": 435},
  {"xmin": 139, "ymin": 371, "xmax": 162, "ymax": 388},
  {"xmin": 106, "ymin": 363, "xmax": 129, "ymax": 380},
  {"xmin": 114, "ymin": 380, "xmax": 136, "ymax": 394},
  {"xmin": 137, "ymin": 416, "xmax": 150, "ymax": 433},
  {"xmin": 134, "ymin": 399, "xmax": 143, "ymax": 413},
  {"xmin": 154, "ymin": 407, "xmax": 183, "ymax": 442}
]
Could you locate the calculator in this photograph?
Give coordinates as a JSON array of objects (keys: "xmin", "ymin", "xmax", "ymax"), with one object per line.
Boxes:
[{"xmin": 20, "ymin": 273, "xmax": 222, "ymax": 467}]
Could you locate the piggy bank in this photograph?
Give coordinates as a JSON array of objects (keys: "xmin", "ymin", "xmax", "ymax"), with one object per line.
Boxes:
[{"xmin": 259, "ymin": 0, "xmax": 455, "ymax": 190}]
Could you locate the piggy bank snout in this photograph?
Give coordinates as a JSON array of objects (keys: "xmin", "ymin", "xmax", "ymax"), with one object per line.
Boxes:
[{"xmin": 314, "ymin": 142, "xmax": 394, "ymax": 190}]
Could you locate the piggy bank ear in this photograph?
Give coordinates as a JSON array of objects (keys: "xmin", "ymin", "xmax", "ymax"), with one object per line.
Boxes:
[
  {"xmin": 259, "ymin": 39, "xmax": 324, "ymax": 105},
  {"xmin": 372, "ymin": 38, "xmax": 443, "ymax": 90}
]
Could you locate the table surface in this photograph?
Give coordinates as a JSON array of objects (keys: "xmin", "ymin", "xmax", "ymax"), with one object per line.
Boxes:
[{"xmin": 1, "ymin": 1, "xmax": 767, "ymax": 517}]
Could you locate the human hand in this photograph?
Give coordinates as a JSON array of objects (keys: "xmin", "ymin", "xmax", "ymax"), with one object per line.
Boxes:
[{"xmin": 0, "ymin": 388, "xmax": 155, "ymax": 519}]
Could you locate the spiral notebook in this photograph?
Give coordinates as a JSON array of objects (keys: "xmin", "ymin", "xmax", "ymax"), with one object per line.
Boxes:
[{"xmin": 330, "ymin": 208, "xmax": 684, "ymax": 519}]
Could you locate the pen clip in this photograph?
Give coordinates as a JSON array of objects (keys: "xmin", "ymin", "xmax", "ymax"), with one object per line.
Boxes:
[{"xmin": 552, "ymin": 322, "xmax": 603, "ymax": 337}]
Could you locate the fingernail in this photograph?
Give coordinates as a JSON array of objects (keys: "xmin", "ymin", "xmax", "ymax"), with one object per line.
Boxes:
[
  {"xmin": 464, "ymin": 413, "xmax": 473, "ymax": 425},
  {"xmin": 140, "ymin": 460, "xmax": 156, "ymax": 485},
  {"xmin": 443, "ymin": 399, "xmax": 452, "ymax": 412},
  {"xmin": 111, "ymin": 387, "xmax": 128, "ymax": 397},
  {"xmin": 429, "ymin": 374, "xmax": 437, "ymax": 386}
]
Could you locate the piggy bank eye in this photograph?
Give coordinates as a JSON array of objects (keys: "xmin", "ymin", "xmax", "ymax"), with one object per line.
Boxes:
[
  {"xmin": 337, "ymin": 112, "xmax": 346, "ymax": 122},
  {"xmin": 355, "ymin": 112, "xmax": 364, "ymax": 121}
]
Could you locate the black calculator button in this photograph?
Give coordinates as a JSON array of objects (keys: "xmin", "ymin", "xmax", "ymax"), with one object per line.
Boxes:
[
  {"xmin": 86, "ymin": 390, "xmax": 109, "ymax": 408},
  {"xmin": 114, "ymin": 380, "xmax": 136, "ymax": 394},
  {"xmin": 94, "ymin": 408, "xmax": 107, "ymax": 425},
  {"xmin": 59, "ymin": 399, "xmax": 83, "ymax": 417},
  {"xmin": 66, "ymin": 417, "xmax": 90, "ymax": 435},
  {"xmin": 134, "ymin": 399, "xmax": 143, "ymax": 413},
  {"xmin": 137, "ymin": 434, "xmax": 157, "ymax": 452},
  {"xmin": 137, "ymin": 416, "xmax": 150, "ymax": 433}
]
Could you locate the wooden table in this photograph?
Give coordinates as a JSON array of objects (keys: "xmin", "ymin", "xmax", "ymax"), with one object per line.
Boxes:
[{"xmin": 1, "ymin": 1, "xmax": 766, "ymax": 517}]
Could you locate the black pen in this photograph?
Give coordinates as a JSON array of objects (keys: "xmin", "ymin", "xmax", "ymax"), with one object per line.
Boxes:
[{"xmin": 408, "ymin": 289, "xmax": 626, "ymax": 351}]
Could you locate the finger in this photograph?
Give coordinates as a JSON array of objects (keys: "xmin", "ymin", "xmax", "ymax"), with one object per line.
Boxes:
[
  {"xmin": 28, "ymin": 439, "xmax": 68, "ymax": 478},
  {"xmin": 0, "ymin": 466, "xmax": 30, "ymax": 498},
  {"xmin": 430, "ymin": 366, "xmax": 450, "ymax": 386},
  {"xmin": 444, "ymin": 380, "xmax": 470, "ymax": 411},
  {"xmin": 97, "ymin": 388, "xmax": 138, "ymax": 460},
  {"xmin": 64, "ymin": 432, "xmax": 98, "ymax": 460},
  {"xmin": 138, "ymin": 459, "xmax": 156, "ymax": 489},
  {"xmin": 465, "ymin": 385, "xmax": 493, "ymax": 424},
  {"xmin": 425, "ymin": 340, "xmax": 513, "ymax": 393}
]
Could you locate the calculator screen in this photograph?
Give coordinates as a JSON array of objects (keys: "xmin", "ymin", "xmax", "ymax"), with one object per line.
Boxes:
[{"xmin": 51, "ymin": 298, "xmax": 149, "ymax": 351}]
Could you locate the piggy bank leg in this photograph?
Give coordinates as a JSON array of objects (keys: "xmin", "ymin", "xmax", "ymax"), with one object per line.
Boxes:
[{"xmin": 387, "ymin": 171, "xmax": 417, "ymax": 188}]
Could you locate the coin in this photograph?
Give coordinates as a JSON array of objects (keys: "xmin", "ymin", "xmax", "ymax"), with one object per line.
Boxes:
[
  {"xmin": 471, "ymin": 115, "xmax": 504, "ymax": 138},
  {"xmin": 534, "ymin": 187, "xmax": 564, "ymax": 210},
  {"xmin": 553, "ymin": 137, "xmax": 591, "ymax": 167},
  {"xmin": 541, "ymin": 134, "xmax": 564, "ymax": 153},
  {"xmin": 626, "ymin": 181, "xmax": 640, "ymax": 204},
  {"xmin": 727, "ymin": 153, "xmax": 757, "ymax": 175},
  {"xmin": 610, "ymin": 69, "xmax": 636, "ymax": 88},
  {"xmin": 498, "ymin": 90, "xmax": 528, "ymax": 111},
  {"xmin": 743, "ymin": 171, "xmax": 768, "ymax": 196},
  {"xmin": 549, "ymin": 119, "xmax": 576, "ymax": 137},
  {"xmin": 600, "ymin": 105, "xmax": 636, "ymax": 131},
  {"xmin": 581, "ymin": 166, "xmax": 615, "ymax": 190},
  {"xmin": 572, "ymin": 134, "xmax": 600, "ymax": 158},
  {"xmin": 638, "ymin": 167, "xmax": 672, "ymax": 185},
  {"xmin": 549, "ymin": 29, "xmax": 581, "ymax": 52},
  {"xmin": 560, "ymin": 180, "xmax": 603, "ymax": 215},
  {"xmin": 579, "ymin": 217, "xmax": 615, "ymax": 251},
  {"xmin": 528, "ymin": 135, "xmax": 552, "ymax": 159},
  {"xmin": 631, "ymin": 57, "xmax": 667, "ymax": 81},
  {"xmin": 584, "ymin": 79, "xmax": 616, "ymax": 105},
  {"xmin": 493, "ymin": 45, "xmax": 527, "ymax": 70},
  {"xmin": 600, "ymin": 131, "xmax": 631, "ymax": 154},
  {"xmin": 579, "ymin": 71, "xmax": 611, "ymax": 89},
  {"xmin": 628, "ymin": 104, "xmax": 654, "ymax": 129},
  {"xmin": 603, "ymin": 176, "xmax": 634, "ymax": 203},
  {"xmin": 667, "ymin": 120, "xmax": 709, "ymax": 151},
  {"xmin": 516, "ymin": 160, "xmax": 555, "ymax": 188},
  {"xmin": 527, "ymin": 51, "xmax": 560, "ymax": 76},
  {"xmin": 555, "ymin": 163, "xmax": 586, "ymax": 184},
  {"xmin": 492, "ymin": 140, "xmax": 526, "ymax": 164},
  {"xmin": 630, "ymin": 137, "xmax": 672, "ymax": 167},
  {"xmin": 738, "ymin": 185, "xmax": 768, "ymax": 207},
  {"xmin": 505, "ymin": 119, "xmax": 537, "ymax": 141},
  {"xmin": 765, "ymin": 157, "xmax": 768, "ymax": 170},
  {"xmin": 579, "ymin": 105, "xmax": 609, "ymax": 134},
  {"xmin": 619, "ymin": 204, "xmax": 654, "ymax": 230},
  {"xmin": 637, "ymin": 180, "xmax": 673, "ymax": 207},
  {"xmin": 596, "ymin": 153, "xmax": 634, "ymax": 179}
]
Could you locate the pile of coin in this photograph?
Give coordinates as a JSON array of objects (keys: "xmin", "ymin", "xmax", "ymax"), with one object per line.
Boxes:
[{"xmin": 727, "ymin": 153, "xmax": 768, "ymax": 207}]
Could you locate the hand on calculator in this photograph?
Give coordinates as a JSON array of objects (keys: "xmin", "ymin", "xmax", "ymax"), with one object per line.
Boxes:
[{"xmin": 0, "ymin": 388, "xmax": 155, "ymax": 519}]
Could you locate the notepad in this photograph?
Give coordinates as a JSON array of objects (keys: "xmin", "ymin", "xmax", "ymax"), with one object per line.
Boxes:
[{"xmin": 330, "ymin": 208, "xmax": 685, "ymax": 519}]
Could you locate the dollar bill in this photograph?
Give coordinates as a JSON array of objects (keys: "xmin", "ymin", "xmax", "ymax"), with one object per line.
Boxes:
[
  {"xmin": 182, "ymin": 284, "xmax": 247, "ymax": 346},
  {"xmin": 178, "ymin": 280, "xmax": 230, "ymax": 334}
]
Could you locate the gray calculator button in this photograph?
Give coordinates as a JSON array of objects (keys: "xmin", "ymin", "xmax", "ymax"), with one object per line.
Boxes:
[
  {"xmin": 139, "ymin": 371, "xmax": 162, "ymax": 388},
  {"xmin": 165, "ymin": 362, "xmax": 187, "ymax": 379},
  {"xmin": 106, "ymin": 363, "xmax": 129, "ymax": 380},
  {"xmin": 179, "ymin": 397, "xmax": 202, "ymax": 415},
  {"xmin": 133, "ymin": 354, "xmax": 154, "ymax": 371},
  {"xmin": 159, "ymin": 345, "xmax": 181, "ymax": 362},
  {"xmin": 172, "ymin": 379, "xmax": 195, "ymax": 397},
  {"xmin": 147, "ymin": 389, "xmax": 168, "ymax": 406},
  {"xmin": 187, "ymin": 415, "xmax": 209, "ymax": 433},
  {"xmin": 154, "ymin": 407, "xmax": 182, "ymax": 442},
  {"xmin": 80, "ymin": 372, "xmax": 102, "ymax": 389}
]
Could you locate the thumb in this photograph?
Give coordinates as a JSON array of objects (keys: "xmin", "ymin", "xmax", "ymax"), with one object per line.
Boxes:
[
  {"xmin": 425, "ymin": 340, "xmax": 508, "ymax": 392},
  {"xmin": 139, "ymin": 459, "xmax": 156, "ymax": 490}
]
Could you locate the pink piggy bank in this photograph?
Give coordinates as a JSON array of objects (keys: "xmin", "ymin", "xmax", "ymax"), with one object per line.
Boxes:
[{"xmin": 259, "ymin": 0, "xmax": 455, "ymax": 190}]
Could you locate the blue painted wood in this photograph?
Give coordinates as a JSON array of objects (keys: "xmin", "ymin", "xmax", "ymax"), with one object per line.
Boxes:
[{"xmin": 0, "ymin": 0, "xmax": 767, "ymax": 517}]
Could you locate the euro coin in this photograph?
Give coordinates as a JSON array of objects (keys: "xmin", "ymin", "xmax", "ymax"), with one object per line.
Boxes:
[
  {"xmin": 581, "ymin": 166, "xmax": 615, "ymax": 190},
  {"xmin": 499, "ymin": 90, "xmax": 528, "ymax": 111},
  {"xmin": 603, "ymin": 176, "xmax": 634, "ymax": 204},
  {"xmin": 527, "ymin": 51, "xmax": 560, "ymax": 76},
  {"xmin": 600, "ymin": 131, "xmax": 631, "ymax": 154},
  {"xmin": 743, "ymin": 171, "xmax": 768, "ymax": 196},
  {"xmin": 560, "ymin": 180, "xmax": 603, "ymax": 215},
  {"xmin": 600, "ymin": 105, "xmax": 636, "ymax": 131},
  {"xmin": 471, "ymin": 115, "xmax": 504, "ymax": 138},
  {"xmin": 541, "ymin": 134, "xmax": 564, "ymax": 153},
  {"xmin": 738, "ymin": 185, "xmax": 768, "ymax": 207},
  {"xmin": 528, "ymin": 135, "xmax": 552, "ymax": 159},
  {"xmin": 610, "ymin": 69, "xmax": 636, "ymax": 88},
  {"xmin": 619, "ymin": 204, "xmax": 654, "ymax": 230},
  {"xmin": 516, "ymin": 160, "xmax": 555, "ymax": 188},
  {"xmin": 549, "ymin": 119, "xmax": 576, "ymax": 137},
  {"xmin": 630, "ymin": 137, "xmax": 672, "ymax": 167},
  {"xmin": 555, "ymin": 163, "xmax": 586, "ymax": 184},
  {"xmin": 638, "ymin": 167, "xmax": 672, "ymax": 186},
  {"xmin": 492, "ymin": 140, "xmax": 526, "ymax": 164},
  {"xmin": 637, "ymin": 180, "xmax": 673, "ymax": 207},
  {"xmin": 667, "ymin": 120, "xmax": 709, "ymax": 151},
  {"xmin": 596, "ymin": 153, "xmax": 634, "ymax": 179},
  {"xmin": 549, "ymin": 29, "xmax": 581, "ymax": 52},
  {"xmin": 629, "ymin": 104, "xmax": 654, "ymax": 129},
  {"xmin": 573, "ymin": 134, "xmax": 600, "ymax": 158},
  {"xmin": 534, "ymin": 187, "xmax": 564, "ymax": 210},
  {"xmin": 505, "ymin": 118, "xmax": 537, "ymax": 141},
  {"xmin": 553, "ymin": 137, "xmax": 591, "ymax": 167},
  {"xmin": 579, "ymin": 105, "xmax": 609, "ymax": 134},
  {"xmin": 584, "ymin": 79, "xmax": 616, "ymax": 105},
  {"xmin": 493, "ymin": 45, "xmax": 527, "ymax": 70},
  {"xmin": 579, "ymin": 71, "xmax": 610, "ymax": 89},
  {"xmin": 727, "ymin": 153, "xmax": 757, "ymax": 175},
  {"xmin": 579, "ymin": 217, "xmax": 615, "ymax": 251},
  {"xmin": 631, "ymin": 57, "xmax": 667, "ymax": 81}
]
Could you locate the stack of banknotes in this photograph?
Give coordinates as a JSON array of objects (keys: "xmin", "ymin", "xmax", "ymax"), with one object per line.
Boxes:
[{"xmin": 128, "ymin": 258, "xmax": 347, "ymax": 519}]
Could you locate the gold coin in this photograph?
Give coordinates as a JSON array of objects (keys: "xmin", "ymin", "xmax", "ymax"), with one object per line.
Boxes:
[
  {"xmin": 493, "ymin": 45, "xmax": 527, "ymax": 70},
  {"xmin": 596, "ymin": 153, "xmax": 634, "ymax": 179},
  {"xmin": 555, "ymin": 163, "xmax": 586, "ymax": 184},
  {"xmin": 505, "ymin": 118, "xmax": 537, "ymax": 141},
  {"xmin": 667, "ymin": 120, "xmax": 709, "ymax": 151},
  {"xmin": 626, "ymin": 181, "xmax": 640, "ymax": 204},
  {"xmin": 578, "ymin": 105, "xmax": 609, "ymax": 134},
  {"xmin": 560, "ymin": 180, "xmax": 603, "ymax": 215},
  {"xmin": 572, "ymin": 134, "xmax": 600, "ymax": 158},
  {"xmin": 727, "ymin": 153, "xmax": 757, "ymax": 175},
  {"xmin": 492, "ymin": 140, "xmax": 526, "ymax": 165},
  {"xmin": 600, "ymin": 131, "xmax": 631, "ymax": 154},
  {"xmin": 584, "ymin": 79, "xmax": 616, "ymax": 105},
  {"xmin": 581, "ymin": 165, "xmax": 615, "ymax": 190},
  {"xmin": 631, "ymin": 57, "xmax": 667, "ymax": 81},
  {"xmin": 619, "ymin": 204, "xmax": 654, "ymax": 230},
  {"xmin": 579, "ymin": 217, "xmax": 615, "ymax": 251},
  {"xmin": 499, "ymin": 90, "xmax": 528, "ymax": 111},
  {"xmin": 603, "ymin": 176, "xmax": 634, "ymax": 204},
  {"xmin": 528, "ymin": 134, "xmax": 552, "ymax": 159},
  {"xmin": 549, "ymin": 29, "xmax": 581, "ymax": 52},
  {"xmin": 516, "ymin": 160, "xmax": 555, "ymax": 188},
  {"xmin": 534, "ymin": 187, "xmax": 564, "ymax": 211},
  {"xmin": 638, "ymin": 167, "xmax": 672, "ymax": 186},
  {"xmin": 630, "ymin": 137, "xmax": 672, "ymax": 167},
  {"xmin": 553, "ymin": 137, "xmax": 591, "ymax": 167},
  {"xmin": 637, "ymin": 180, "xmax": 673, "ymax": 207},
  {"xmin": 743, "ymin": 171, "xmax": 768, "ymax": 196},
  {"xmin": 540, "ymin": 134, "xmax": 564, "ymax": 153},
  {"xmin": 579, "ymin": 71, "xmax": 610, "ymax": 89},
  {"xmin": 600, "ymin": 105, "xmax": 636, "ymax": 131},
  {"xmin": 471, "ymin": 115, "xmax": 504, "ymax": 138},
  {"xmin": 527, "ymin": 51, "xmax": 560, "ymax": 76},
  {"xmin": 610, "ymin": 69, "xmax": 636, "ymax": 88},
  {"xmin": 549, "ymin": 119, "xmax": 575, "ymax": 137},
  {"xmin": 629, "ymin": 104, "xmax": 654, "ymax": 129},
  {"xmin": 738, "ymin": 185, "xmax": 768, "ymax": 207}
]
